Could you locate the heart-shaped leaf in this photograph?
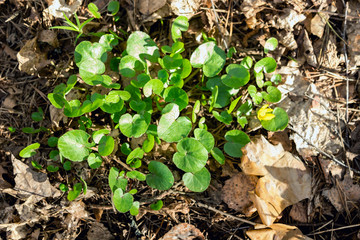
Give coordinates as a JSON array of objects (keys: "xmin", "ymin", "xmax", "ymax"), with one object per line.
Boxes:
[
  {"xmin": 248, "ymin": 85, "xmax": 263, "ymax": 105},
  {"xmin": 163, "ymin": 86, "xmax": 188, "ymax": 111},
  {"xmin": 158, "ymin": 103, "xmax": 192, "ymax": 142},
  {"xmin": 98, "ymin": 135, "xmax": 114, "ymax": 156},
  {"xmin": 119, "ymin": 55, "xmax": 144, "ymax": 77},
  {"xmin": 101, "ymin": 91, "xmax": 124, "ymax": 114},
  {"xmin": 130, "ymin": 201, "xmax": 140, "ymax": 215},
  {"xmin": 171, "ymin": 16, "xmax": 189, "ymax": 42},
  {"xmin": 126, "ymin": 148, "xmax": 144, "ymax": 165},
  {"xmin": 19, "ymin": 143, "xmax": 40, "ymax": 158},
  {"xmin": 113, "ymin": 188, "xmax": 134, "ymax": 213},
  {"xmin": 206, "ymin": 77, "xmax": 239, "ymax": 108},
  {"xmin": 221, "ymin": 64, "xmax": 250, "ymax": 88},
  {"xmin": 87, "ymin": 153, "xmax": 102, "ymax": 169},
  {"xmin": 108, "ymin": 167, "xmax": 128, "ymax": 192},
  {"xmin": 260, "ymin": 107, "xmax": 288, "ymax": 131},
  {"xmin": 92, "ymin": 129, "xmax": 111, "ymax": 144},
  {"xmin": 210, "ymin": 147, "xmax": 225, "ymax": 165},
  {"xmin": 224, "ymin": 130, "xmax": 250, "ymax": 158},
  {"xmin": 254, "ymin": 57, "xmax": 277, "ymax": 73},
  {"xmin": 119, "ymin": 113, "xmax": 150, "ymax": 138},
  {"xmin": 264, "ymin": 37, "xmax": 278, "ymax": 54},
  {"xmin": 126, "ymin": 170, "xmax": 146, "ymax": 181},
  {"xmin": 126, "ymin": 31, "xmax": 160, "ymax": 63},
  {"xmin": 213, "ymin": 111, "xmax": 233, "ymax": 125},
  {"xmin": 183, "ymin": 167, "xmax": 211, "ymax": 192},
  {"xmin": 67, "ymin": 183, "xmax": 83, "ymax": 201},
  {"xmin": 271, "ymin": 73, "xmax": 282, "ymax": 85},
  {"xmin": 240, "ymin": 56, "xmax": 253, "ymax": 69},
  {"xmin": 58, "ymin": 130, "xmax": 93, "ymax": 162},
  {"xmin": 190, "ymin": 41, "xmax": 226, "ymax": 77},
  {"xmin": 173, "ymin": 138, "xmax": 208, "ymax": 173},
  {"xmin": 194, "ymin": 128, "xmax": 214, "ymax": 152},
  {"xmin": 150, "ymin": 200, "xmax": 163, "ymax": 210},
  {"xmin": 143, "ymin": 79, "xmax": 164, "ymax": 97},
  {"xmin": 262, "ymin": 86, "xmax": 281, "ymax": 103},
  {"xmin": 146, "ymin": 161, "xmax": 174, "ymax": 190}
]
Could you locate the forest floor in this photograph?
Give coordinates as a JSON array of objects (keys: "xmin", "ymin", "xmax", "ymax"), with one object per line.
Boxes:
[{"xmin": 1, "ymin": 0, "xmax": 360, "ymax": 239}]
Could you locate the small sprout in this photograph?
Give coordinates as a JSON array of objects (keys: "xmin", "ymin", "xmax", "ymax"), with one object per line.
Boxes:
[
  {"xmin": 31, "ymin": 107, "xmax": 44, "ymax": 122},
  {"xmin": 254, "ymin": 57, "xmax": 277, "ymax": 74},
  {"xmin": 121, "ymin": 143, "xmax": 132, "ymax": 155},
  {"xmin": 150, "ymin": 200, "xmax": 163, "ymax": 211},
  {"xmin": 257, "ymin": 104, "xmax": 275, "ymax": 121},
  {"xmin": 171, "ymin": 16, "xmax": 189, "ymax": 42},
  {"xmin": 240, "ymin": 56, "xmax": 253, "ymax": 69},
  {"xmin": 113, "ymin": 188, "xmax": 133, "ymax": 213},
  {"xmin": 67, "ymin": 183, "xmax": 83, "ymax": 201},
  {"xmin": 88, "ymin": 3, "xmax": 101, "ymax": 18},
  {"xmin": 130, "ymin": 201, "xmax": 140, "ymax": 215},
  {"xmin": 107, "ymin": 1, "xmax": 120, "ymax": 15},
  {"xmin": 47, "ymin": 165, "xmax": 59, "ymax": 172},
  {"xmin": 8, "ymin": 126, "xmax": 16, "ymax": 133},
  {"xmin": 31, "ymin": 161, "xmax": 42, "ymax": 170},
  {"xmin": 210, "ymin": 147, "xmax": 225, "ymax": 165},
  {"xmin": 87, "ymin": 153, "xmax": 102, "ymax": 169},
  {"xmin": 59, "ymin": 183, "xmax": 68, "ymax": 192},
  {"xmin": 47, "ymin": 137, "xmax": 58, "ymax": 147},
  {"xmin": 227, "ymin": 47, "xmax": 236, "ymax": 58},
  {"xmin": 63, "ymin": 161, "xmax": 72, "ymax": 171},
  {"xmin": 19, "ymin": 143, "xmax": 40, "ymax": 158},
  {"xmin": 264, "ymin": 37, "xmax": 278, "ymax": 54}
]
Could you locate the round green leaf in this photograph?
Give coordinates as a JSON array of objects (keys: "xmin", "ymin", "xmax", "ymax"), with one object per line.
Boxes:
[
  {"xmin": 58, "ymin": 130, "xmax": 93, "ymax": 162},
  {"xmin": 143, "ymin": 134, "xmax": 155, "ymax": 153},
  {"xmin": 248, "ymin": 85, "xmax": 263, "ymax": 105},
  {"xmin": 183, "ymin": 167, "xmax": 211, "ymax": 192},
  {"xmin": 126, "ymin": 170, "xmax": 146, "ymax": 181},
  {"xmin": 47, "ymin": 165, "xmax": 59, "ymax": 172},
  {"xmin": 101, "ymin": 91, "xmax": 124, "ymax": 114},
  {"xmin": 121, "ymin": 143, "xmax": 132, "ymax": 155},
  {"xmin": 126, "ymin": 148, "xmax": 144, "ymax": 165},
  {"xmin": 262, "ymin": 86, "xmax": 281, "ymax": 103},
  {"xmin": 130, "ymin": 201, "xmax": 140, "ymax": 215},
  {"xmin": 19, "ymin": 143, "xmax": 40, "ymax": 158},
  {"xmin": 240, "ymin": 56, "xmax": 253, "ymax": 69},
  {"xmin": 260, "ymin": 107, "xmax": 288, "ymax": 131},
  {"xmin": 87, "ymin": 153, "xmax": 103, "ymax": 169},
  {"xmin": 92, "ymin": 129, "xmax": 111, "ymax": 144},
  {"xmin": 224, "ymin": 130, "xmax": 251, "ymax": 158},
  {"xmin": 190, "ymin": 41, "xmax": 226, "ymax": 77},
  {"xmin": 163, "ymin": 86, "xmax": 188, "ymax": 111},
  {"xmin": 126, "ymin": 31, "xmax": 160, "ymax": 63},
  {"xmin": 173, "ymin": 138, "xmax": 208, "ymax": 173},
  {"xmin": 108, "ymin": 167, "xmax": 128, "ymax": 192},
  {"xmin": 67, "ymin": 183, "xmax": 83, "ymax": 201},
  {"xmin": 146, "ymin": 161, "xmax": 174, "ymax": 190},
  {"xmin": 113, "ymin": 188, "xmax": 134, "ymax": 213},
  {"xmin": 63, "ymin": 160, "xmax": 71, "ymax": 171},
  {"xmin": 264, "ymin": 37, "xmax": 278, "ymax": 54},
  {"xmin": 171, "ymin": 16, "xmax": 189, "ymax": 42},
  {"xmin": 119, "ymin": 113, "xmax": 149, "ymax": 138},
  {"xmin": 59, "ymin": 183, "xmax": 68, "ymax": 192},
  {"xmin": 221, "ymin": 64, "xmax": 250, "ymax": 88},
  {"xmin": 119, "ymin": 55, "xmax": 144, "ymax": 77},
  {"xmin": 107, "ymin": 0, "xmax": 120, "ymax": 15},
  {"xmin": 98, "ymin": 135, "xmax": 114, "ymax": 156},
  {"xmin": 143, "ymin": 79, "xmax": 164, "ymax": 97},
  {"xmin": 210, "ymin": 147, "xmax": 225, "ymax": 165},
  {"xmin": 157, "ymin": 103, "xmax": 192, "ymax": 142},
  {"xmin": 254, "ymin": 57, "xmax": 277, "ymax": 73},
  {"xmin": 194, "ymin": 128, "xmax": 214, "ymax": 152},
  {"xmin": 47, "ymin": 137, "xmax": 58, "ymax": 147},
  {"xmin": 206, "ymin": 77, "xmax": 239, "ymax": 108}
]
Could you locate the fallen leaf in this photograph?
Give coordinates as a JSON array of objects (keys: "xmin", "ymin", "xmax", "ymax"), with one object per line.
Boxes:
[
  {"xmin": 270, "ymin": 8, "xmax": 306, "ymax": 31},
  {"xmin": 322, "ymin": 170, "xmax": 360, "ymax": 212},
  {"xmin": 246, "ymin": 223, "xmax": 312, "ymax": 240},
  {"xmin": 137, "ymin": 0, "xmax": 166, "ymax": 15},
  {"xmin": 170, "ymin": 0, "xmax": 202, "ymax": 19},
  {"xmin": 289, "ymin": 201, "xmax": 308, "ymax": 223},
  {"xmin": 11, "ymin": 155, "xmax": 60, "ymax": 202},
  {"xmin": 241, "ymin": 136, "xmax": 312, "ymax": 226},
  {"xmin": 161, "ymin": 223, "xmax": 205, "ymax": 240},
  {"xmin": 45, "ymin": 0, "xmax": 82, "ymax": 18},
  {"xmin": 38, "ymin": 30, "xmax": 59, "ymax": 48},
  {"xmin": 87, "ymin": 222, "xmax": 114, "ymax": 240},
  {"xmin": 221, "ymin": 172, "xmax": 257, "ymax": 216},
  {"xmin": 310, "ymin": 13, "xmax": 328, "ymax": 38}
]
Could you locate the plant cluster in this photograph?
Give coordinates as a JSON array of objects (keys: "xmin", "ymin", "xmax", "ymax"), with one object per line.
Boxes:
[{"xmin": 20, "ymin": 3, "xmax": 288, "ymax": 215}]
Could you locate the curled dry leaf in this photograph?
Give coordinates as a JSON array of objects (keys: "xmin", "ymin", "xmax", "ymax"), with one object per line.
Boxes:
[
  {"xmin": 289, "ymin": 201, "xmax": 308, "ymax": 223},
  {"xmin": 221, "ymin": 172, "xmax": 257, "ymax": 216},
  {"xmin": 246, "ymin": 223, "xmax": 312, "ymax": 240},
  {"xmin": 322, "ymin": 170, "xmax": 360, "ymax": 212},
  {"xmin": 170, "ymin": 0, "xmax": 202, "ymax": 19},
  {"xmin": 241, "ymin": 136, "xmax": 311, "ymax": 226},
  {"xmin": 137, "ymin": 0, "xmax": 166, "ymax": 15},
  {"xmin": 270, "ymin": 9, "xmax": 306, "ymax": 31},
  {"xmin": 87, "ymin": 222, "xmax": 114, "ymax": 240},
  {"xmin": 161, "ymin": 223, "xmax": 205, "ymax": 240}
]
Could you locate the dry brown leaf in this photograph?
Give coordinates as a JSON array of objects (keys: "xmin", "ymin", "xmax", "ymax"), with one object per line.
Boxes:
[
  {"xmin": 240, "ymin": 0, "xmax": 266, "ymax": 20},
  {"xmin": 137, "ymin": 0, "xmax": 166, "ymax": 15},
  {"xmin": 221, "ymin": 172, "xmax": 257, "ymax": 216},
  {"xmin": 17, "ymin": 37, "xmax": 51, "ymax": 75},
  {"xmin": 322, "ymin": 171, "xmax": 360, "ymax": 212},
  {"xmin": 241, "ymin": 136, "xmax": 311, "ymax": 226},
  {"xmin": 170, "ymin": 0, "xmax": 202, "ymax": 19},
  {"xmin": 87, "ymin": 222, "xmax": 114, "ymax": 240},
  {"xmin": 270, "ymin": 8, "xmax": 306, "ymax": 31},
  {"xmin": 38, "ymin": 30, "xmax": 59, "ymax": 48},
  {"xmin": 268, "ymin": 130, "xmax": 292, "ymax": 152},
  {"xmin": 289, "ymin": 202, "xmax": 308, "ymax": 223},
  {"xmin": 11, "ymin": 155, "xmax": 60, "ymax": 202},
  {"xmin": 246, "ymin": 223, "xmax": 312, "ymax": 240},
  {"xmin": 45, "ymin": 0, "xmax": 82, "ymax": 18},
  {"xmin": 161, "ymin": 223, "xmax": 204, "ymax": 240},
  {"xmin": 310, "ymin": 13, "xmax": 328, "ymax": 38}
]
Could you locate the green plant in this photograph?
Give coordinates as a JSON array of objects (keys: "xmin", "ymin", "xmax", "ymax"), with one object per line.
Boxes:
[{"xmin": 20, "ymin": 8, "xmax": 288, "ymax": 215}]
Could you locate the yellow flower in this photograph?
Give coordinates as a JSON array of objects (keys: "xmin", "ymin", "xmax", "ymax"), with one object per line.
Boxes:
[{"xmin": 257, "ymin": 104, "xmax": 275, "ymax": 121}]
